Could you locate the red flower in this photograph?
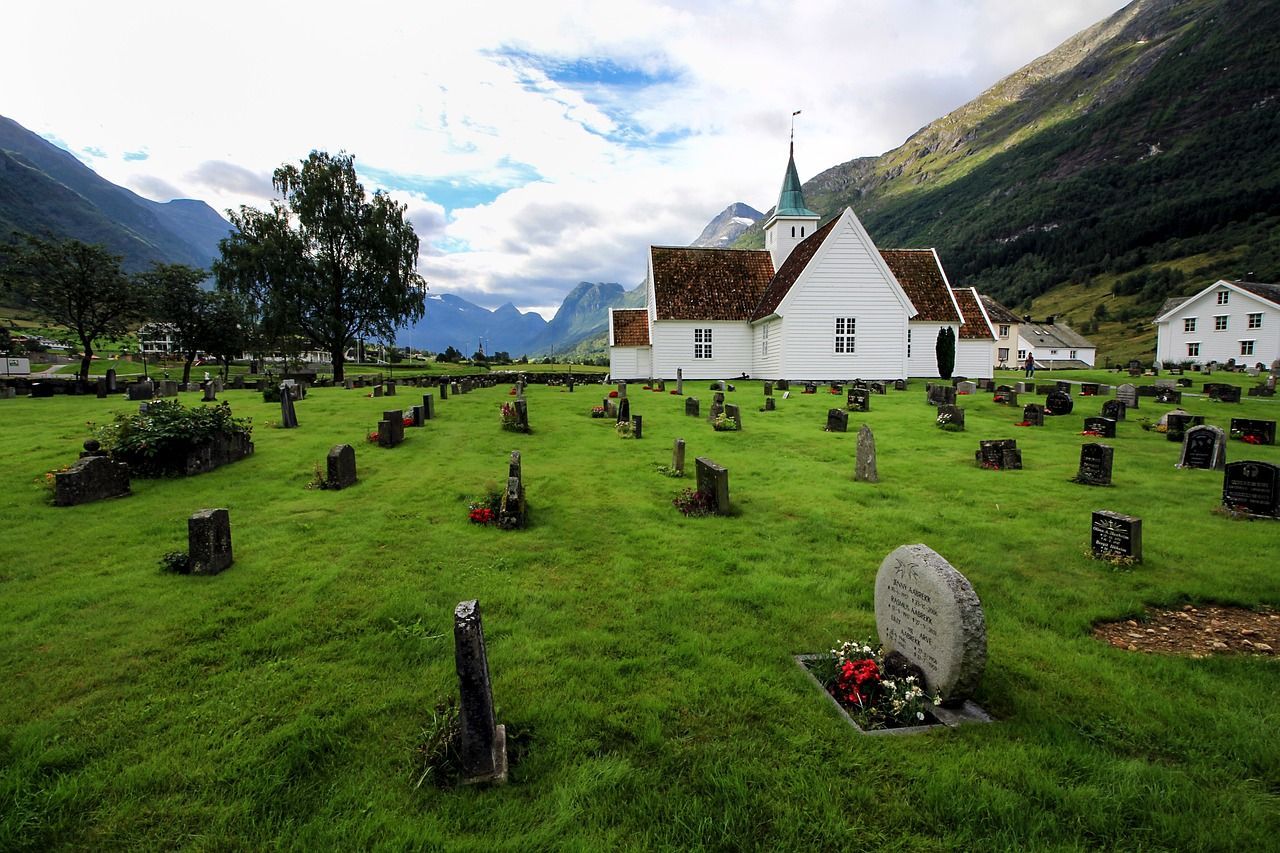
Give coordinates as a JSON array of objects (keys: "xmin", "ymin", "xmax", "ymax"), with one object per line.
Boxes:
[
  {"xmin": 608, "ymin": 390, "xmax": 619, "ymax": 398},
  {"xmin": 402, "ymin": 417, "xmax": 413, "ymax": 427},
  {"xmin": 1242, "ymin": 434, "xmax": 1262, "ymax": 445},
  {"xmin": 508, "ymin": 388, "xmax": 517, "ymax": 395},
  {"xmin": 670, "ymin": 390, "xmax": 679, "ymax": 395},
  {"xmin": 1014, "ymin": 420, "xmax": 1032, "ymax": 427},
  {"xmin": 366, "ymin": 431, "xmax": 380, "ymax": 443},
  {"xmin": 469, "ymin": 507, "xmax": 495, "ymax": 524}
]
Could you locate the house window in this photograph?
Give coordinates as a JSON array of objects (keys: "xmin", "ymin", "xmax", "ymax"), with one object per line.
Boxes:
[
  {"xmin": 1187, "ymin": 342, "xmax": 1200, "ymax": 357},
  {"xmin": 998, "ymin": 347, "xmax": 1009, "ymax": 362},
  {"xmin": 1017, "ymin": 349, "xmax": 1026, "ymax": 360},
  {"xmin": 834, "ymin": 317, "xmax": 855, "ymax": 353},
  {"xmin": 761, "ymin": 323, "xmax": 769, "ymax": 357},
  {"xmin": 1217, "ymin": 290, "xmax": 1229, "ymax": 305},
  {"xmin": 1214, "ymin": 315, "xmax": 1228, "ymax": 331},
  {"xmin": 1070, "ymin": 350, "xmax": 1077, "ymax": 359},
  {"xmin": 998, "ymin": 324, "xmax": 1010, "ymax": 338},
  {"xmin": 1241, "ymin": 340, "xmax": 1255, "ymax": 356},
  {"xmin": 694, "ymin": 328, "xmax": 713, "ymax": 359},
  {"xmin": 1183, "ymin": 318, "xmax": 1196, "ymax": 332},
  {"xmin": 1248, "ymin": 312, "xmax": 1262, "ymax": 329}
]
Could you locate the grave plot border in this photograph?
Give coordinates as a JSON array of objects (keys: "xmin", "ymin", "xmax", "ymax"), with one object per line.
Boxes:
[{"xmin": 792, "ymin": 655, "xmax": 993, "ymax": 736}]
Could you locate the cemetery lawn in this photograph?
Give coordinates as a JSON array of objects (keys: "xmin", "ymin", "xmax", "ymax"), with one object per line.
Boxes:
[{"xmin": 1, "ymin": 376, "xmax": 1277, "ymax": 850}]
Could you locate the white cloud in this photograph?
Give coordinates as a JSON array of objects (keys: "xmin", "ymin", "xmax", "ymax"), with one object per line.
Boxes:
[{"xmin": 0, "ymin": 0, "xmax": 1131, "ymax": 318}]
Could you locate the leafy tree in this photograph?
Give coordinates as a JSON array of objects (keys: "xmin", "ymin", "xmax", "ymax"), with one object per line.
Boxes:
[
  {"xmin": 471, "ymin": 350, "xmax": 487, "ymax": 363},
  {"xmin": 201, "ymin": 291, "xmax": 253, "ymax": 380},
  {"xmin": 935, "ymin": 326, "xmax": 956, "ymax": 379},
  {"xmin": 435, "ymin": 345, "xmax": 462, "ymax": 363},
  {"xmin": 213, "ymin": 151, "xmax": 427, "ymax": 381},
  {"xmin": 0, "ymin": 235, "xmax": 149, "ymax": 382},
  {"xmin": 137, "ymin": 263, "xmax": 213, "ymax": 386}
]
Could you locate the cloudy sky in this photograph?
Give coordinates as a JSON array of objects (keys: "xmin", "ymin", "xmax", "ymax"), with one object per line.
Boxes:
[{"xmin": 3, "ymin": 0, "xmax": 1130, "ymax": 318}]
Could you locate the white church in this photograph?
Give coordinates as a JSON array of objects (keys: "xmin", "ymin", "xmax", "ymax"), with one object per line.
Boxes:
[{"xmin": 609, "ymin": 144, "xmax": 996, "ymax": 380}]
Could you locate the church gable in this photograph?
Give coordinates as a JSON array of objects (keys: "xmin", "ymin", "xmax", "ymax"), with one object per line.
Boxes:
[{"xmin": 650, "ymin": 246, "xmax": 774, "ymax": 321}]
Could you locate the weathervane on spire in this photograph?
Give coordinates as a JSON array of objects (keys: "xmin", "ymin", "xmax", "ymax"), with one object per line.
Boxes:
[{"xmin": 790, "ymin": 110, "xmax": 801, "ymax": 144}]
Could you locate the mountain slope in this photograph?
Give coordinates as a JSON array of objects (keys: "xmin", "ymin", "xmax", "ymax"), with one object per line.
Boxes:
[
  {"xmin": 733, "ymin": 0, "xmax": 1280, "ymax": 358},
  {"xmin": 0, "ymin": 114, "xmax": 232, "ymax": 270},
  {"xmin": 398, "ymin": 293, "xmax": 547, "ymax": 355},
  {"xmin": 691, "ymin": 202, "xmax": 763, "ymax": 248}
]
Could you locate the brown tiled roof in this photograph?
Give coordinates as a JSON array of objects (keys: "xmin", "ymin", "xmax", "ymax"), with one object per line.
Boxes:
[
  {"xmin": 651, "ymin": 247, "xmax": 775, "ymax": 320},
  {"xmin": 750, "ymin": 217, "xmax": 839, "ymax": 320},
  {"xmin": 1233, "ymin": 280, "xmax": 1280, "ymax": 307},
  {"xmin": 611, "ymin": 309, "xmax": 650, "ymax": 346},
  {"xmin": 952, "ymin": 287, "xmax": 995, "ymax": 340},
  {"xmin": 979, "ymin": 293, "xmax": 1022, "ymax": 325},
  {"xmin": 879, "ymin": 250, "xmax": 960, "ymax": 322}
]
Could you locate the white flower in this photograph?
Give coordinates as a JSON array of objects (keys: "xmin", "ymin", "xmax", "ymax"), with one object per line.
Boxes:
[
  {"xmin": 933, "ymin": 696, "xmax": 942, "ymax": 705},
  {"xmin": 917, "ymin": 712, "xmax": 925, "ymax": 720}
]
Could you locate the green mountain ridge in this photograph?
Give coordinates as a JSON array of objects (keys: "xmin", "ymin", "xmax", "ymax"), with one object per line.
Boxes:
[{"xmin": 732, "ymin": 0, "xmax": 1280, "ymax": 362}]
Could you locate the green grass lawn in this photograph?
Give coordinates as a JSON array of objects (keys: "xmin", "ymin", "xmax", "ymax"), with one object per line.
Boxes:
[{"xmin": 1, "ymin": 373, "xmax": 1277, "ymax": 849}]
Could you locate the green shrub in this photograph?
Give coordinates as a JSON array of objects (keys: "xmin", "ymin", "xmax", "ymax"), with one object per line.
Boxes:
[{"xmin": 95, "ymin": 400, "xmax": 252, "ymax": 476}]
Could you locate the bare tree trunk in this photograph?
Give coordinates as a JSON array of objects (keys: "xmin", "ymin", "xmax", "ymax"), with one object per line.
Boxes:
[
  {"xmin": 182, "ymin": 354, "xmax": 195, "ymax": 386},
  {"xmin": 332, "ymin": 345, "xmax": 345, "ymax": 382},
  {"xmin": 78, "ymin": 342, "xmax": 93, "ymax": 384}
]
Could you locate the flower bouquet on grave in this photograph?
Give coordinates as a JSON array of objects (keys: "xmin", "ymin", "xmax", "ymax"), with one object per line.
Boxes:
[
  {"xmin": 670, "ymin": 390, "xmax": 680, "ymax": 395},
  {"xmin": 366, "ymin": 430, "xmax": 380, "ymax": 443},
  {"xmin": 499, "ymin": 402, "xmax": 526, "ymax": 432},
  {"xmin": 1014, "ymin": 420, "xmax": 1032, "ymax": 427},
  {"xmin": 993, "ymin": 394, "xmax": 1007, "ymax": 403},
  {"xmin": 978, "ymin": 460, "xmax": 1002, "ymax": 471},
  {"xmin": 508, "ymin": 388, "xmax": 517, "ymax": 395},
  {"xmin": 1080, "ymin": 429, "xmax": 1102, "ymax": 436},
  {"xmin": 935, "ymin": 411, "xmax": 963, "ymax": 432},
  {"xmin": 402, "ymin": 416, "xmax": 414, "ymax": 428},
  {"xmin": 711, "ymin": 413, "xmax": 739, "ymax": 431},
  {"xmin": 467, "ymin": 491, "xmax": 501, "ymax": 525},
  {"xmin": 1241, "ymin": 433, "xmax": 1263, "ymax": 445},
  {"xmin": 590, "ymin": 405, "xmax": 608, "ymax": 418},
  {"xmin": 672, "ymin": 488, "xmax": 715, "ymax": 516},
  {"xmin": 615, "ymin": 420, "xmax": 635, "ymax": 439},
  {"xmin": 806, "ymin": 640, "xmax": 940, "ymax": 730},
  {"xmin": 608, "ymin": 390, "xmax": 619, "ymax": 398},
  {"xmin": 642, "ymin": 385, "xmax": 653, "ymax": 391}
]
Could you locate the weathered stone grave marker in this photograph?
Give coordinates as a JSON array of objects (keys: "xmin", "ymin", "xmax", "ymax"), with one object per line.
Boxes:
[
  {"xmin": 1165, "ymin": 412, "xmax": 1203, "ymax": 442},
  {"xmin": 632, "ymin": 415, "xmax": 643, "ymax": 439},
  {"xmin": 926, "ymin": 384, "xmax": 955, "ymax": 406},
  {"xmin": 875, "ymin": 544, "xmax": 987, "ymax": 708},
  {"xmin": 685, "ymin": 397, "xmax": 700, "ymax": 417},
  {"xmin": 189, "ymin": 508, "xmax": 233, "ymax": 575},
  {"xmin": 671, "ymin": 438, "xmax": 685, "ymax": 475},
  {"xmin": 855, "ymin": 424, "xmax": 878, "ymax": 483},
  {"xmin": 1022, "ymin": 403, "xmax": 1045, "ymax": 426},
  {"xmin": 694, "ymin": 456, "xmax": 730, "ymax": 515},
  {"xmin": 453, "ymin": 600, "xmax": 508, "ymax": 785},
  {"xmin": 1178, "ymin": 424, "xmax": 1226, "ymax": 470},
  {"xmin": 279, "ymin": 385, "xmax": 299, "ymax": 429},
  {"xmin": 763, "ymin": 397, "xmax": 776, "ymax": 411},
  {"xmin": 378, "ymin": 409, "xmax": 404, "ymax": 447},
  {"xmin": 499, "ymin": 450, "xmax": 527, "ymax": 529},
  {"xmin": 325, "ymin": 444, "xmax": 357, "ymax": 489},
  {"xmin": 848, "ymin": 388, "xmax": 870, "ymax": 412},
  {"xmin": 53, "ymin": 455, "xmax": 131, "ymax": 506},
  {"xmin": 976, "ymin": 439, "xmax": 1022, "ymax": 470},
  {"xmin": 826, "ymin": 408, "xmax": 849, "ymax": 432},
  {"xmin": 1102, "ymin": 399, "xmax": 1126, "ymax": 421},
  {"xmin": 616, "ymin": 397, "xmax": 631, "ymax": 424},
  {"xmin": 936, "ymin": 404, "xmax": 965, "ymax": 430},
  {"xmin": 724, "ymin": 403, "xmax": 741, "ymax": 430},
  {"xmin": 1116, "ymin": 383, "xmax": 1138, "ymax": 410},
  {"xmin": 422, "ymin": 393, "xmax": 436, "ymax": 420}
]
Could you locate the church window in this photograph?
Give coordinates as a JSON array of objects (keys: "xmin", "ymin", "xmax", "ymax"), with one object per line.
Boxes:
[
  {"xmin": 907, "ymin": 329, "xmax": 912, "ymax": 358},
  {"xmin": 800, "ymin": 226, "xmax": 805, "ymax": 237},
  {"xmin": 694, "ymin": 328, "xmax": 713, "ymax": 359},
  {"xmin": 834, "ymin": 317, "xmax": 856, "ymax": 353},
  {"xmin": 791, "ymin": 226, "xmax": 795, "ymax": 238},
  {"xmin": 761, "ymin": 323, "xmax": 769, "ymax": 357}
]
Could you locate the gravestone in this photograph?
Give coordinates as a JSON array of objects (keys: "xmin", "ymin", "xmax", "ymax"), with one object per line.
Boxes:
[
  {"xmin": 976, "ymin": 439, "xmax": 1022, "ymax": 470},
  {"xmin": 422, "ymin": 393, "xmax": 436, "ymax": 420},
  {"xmin": 1222, "ymin": 461, "xmax": 1280, "ymax": 518},
  {"xmin": 189, "ymin": 508, "xmax": 233, "ymax": 575},
  {"xmin": 631, "ymin": 415, "xmax": 643, "ymax": 439},
  {"xmin": 855, "ymin": 424, "xmax": 878, "ymax": 483},
  {"xmin": 776, "ymin": 378, "xmax": 789, "ymax": 391},
  {"xmin": 826, "ymin": 408, "xmax": 849, "ymax": 432},
  {"xmin": 279, "ymin": 386, "xmax": 299, "ymax": 428},
  {"xmin": 870, "ymin": 381, "xmax": 887, "ymax": 395},
  {"xmin": 439, "ymin": 382, "xmax": 448, "ymax": 400},
  {"xmin": 672, "ymin": 438, "xmax": 685, "ymax": 475},
  {"xmin": 379, "ymin": 409, "xmax": 405, "ymax": 447},
  {"xmin": 848, "ymin": 388, "xmax": 870, "ymax": 412},
  {"xmin": 1083, "ymin": 417, "xmax": 1117, "ymax": 438},
  {"xmin": 713, "ymin": 391, "xmax": 725, "ymax": 405},
  {"xmin": 52, "ymin": 456, "xmax": 131, "ymax": 506},
  {"xmin": 201, "ymin": 383, "xmax": 216, "ymax": 402},
  {"xmin": 1154, "ymin": 378, "xmax": 1176, "ymax": 390},
  {"xmin": 763, "ymin": 397, "xmax": 776, "ymax": 411},
  {"xmin": 568, "ymin": 377, "xmax": 575, "ymax": 392},
  {"xmin": 1022, "ymin": 403, "xmax": 1045, "ymax": 426},
  {"xmin": 105, "ymin": 369, "xmax": 117, "ymax": 392},
  {"xmin": 926, "ymin": 384, "xmax": 956, "ymax": 406},
  {"xmin": 1165, "ymin": 412, "xmax": 1203, "ymax": 442},
  {"xmin": 1229, "ymin": 418, "xmax": 1276, "ymax": 445},
  {"xmin": 1218, "ymin": 385, "xmax": 1242, "ymax": 403},
  {"xmin": 956, "ymin": 381, "xmax": 977, "ymax": 395},
  {"xmin": 1035, "ymin": 383, "xmax": 1056, "ymax": 395},
  {"xmin": 1178, "ymin": 425, "xmax": 1226, "ymax": 470},
  {"xmin": 616, "ymin": 397, "xmax": 631, "ymax": 424},
  {"xmin": 676, "ymin": 368, "xmax": 683, "ymax": 395},
  {"xmin": 1128, "ymin": 360, "xmax": 1142, "ymax": 376},
  {"xmin": 1080, "ymin": 383, "xmax": 1100, "ymax": 396},
  {"xmin": 936, "ymin": 404, "xmax": 965, "ymax": 430},
  {"xmin": 1045, "ymin": 390, "xmax": 1074, "ymax": 415},
  {"xmin": 618, "ymin": 382, "xmax": 627, "ymax": 398},
  {"xmin": 1075, "ymin": 443, "xmax": 1114, "ymax": 486},
  {"xmin": 1102, "ymin": 399, "xmax": 1126, "ymax": 421},
  {"xmin": 514, "ymin": 398, "xmax": 529, "ymax": 432},
  {"xmin": 344, "ymin": 378, "xmax": 354, "ymax": 390},
  {"xmin": 325, "ymin": 444, "xmax": 357, "ymax": 489},
  {"xmin": 893, "ymin": 379, "xmax": 906, "ymax": 391},
  {"xmin": 874, "ymin": 544, "xmax": 986, "ymax": 705},
  {"xmin": 498, "ymin": 450, "xmax": 527, "ymax": 529},
  {"xmin": 385, "ymin": 381, "xmax": 396, "ymax": 396},
  {"xmin": 1055, "ymin": 381, "xmax": 1072, "ymax": 393},
  {"xmin": 764, "ymin": 381, "xmax": 773, "ymax": 396},
  {"xmin": 694, "ymin": 456, "xmax": 730, "ymax": 515},
  {"xmin": 409, "ymin": 405, "xmax": 424, "ymax": 427},
  {"xmin": 724, "ymin": 403, "xmax": 741, "ymax": 430},
  {"xmin": 1154, "ymin": 387, "xmax": 1182, "ymax": 405},
  {"xmin": 1116, "ymin": 384, "xmax": 1138, "ymax": 410},
  {"xmin": 160, "ymin": 380, "xmax": 180, "ymax": 397},
  {"xmin": 127, "ymin": 380, "xmax": 155, "ymax": 401},
  {"xmin": 994, "ymin": 389, "xmax": 1018, "ymax": 406},
  {"xmin": 685, "ymin": 397, "xmax": 700, "ymax": 417},
  {"xmin": 453, "ymin": 600, "xmax": 508, "ymax": 785},
  {"xmin": 1091, "ymin": 510, "xmax": 1142, "ymax": 562}
]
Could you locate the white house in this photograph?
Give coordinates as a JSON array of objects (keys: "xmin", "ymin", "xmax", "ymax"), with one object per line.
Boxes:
[
  {"xmin": 610, "ymin": 144, "xmax": 994, "ymax": 380},
  {"xmin": 980, "ymin": 295, "xmax": 1023, "ymax": 369},
  {"xmin": 1154, "ymin": 279, "xmax": 1280, "ymax": 368},
  {"xmin": 1017, "ymin": 319, "xmax": 1096, "ymax": 369}
]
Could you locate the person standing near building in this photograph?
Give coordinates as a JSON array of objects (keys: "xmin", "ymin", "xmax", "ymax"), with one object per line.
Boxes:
[{"xmin": 1024, "ymin": 353, "xmax": 1035, "ymax": 377}]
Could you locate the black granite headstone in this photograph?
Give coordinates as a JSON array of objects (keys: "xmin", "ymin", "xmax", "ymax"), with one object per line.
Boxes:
[
  {"xmin": 1076, "ymin": 443, "xmax": 1114, "ymax": 486},
  {"xmin": 1222, "ymin": 461, "xmax": 1280, "ymax": 518},
  {"xmin": 1091, "ymin": 510, "xmax": 1142, "ymax": 561}
]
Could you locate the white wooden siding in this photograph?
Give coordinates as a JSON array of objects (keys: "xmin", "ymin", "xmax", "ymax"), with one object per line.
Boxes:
[
  {"xmin": 954, "ymin": 340, "xmax": 994, "ymax": 379},
  {"xmin": 1155, "ymin": 285, "xmax": 1280, "ymax": 366},
  {"xmin": 609, "ymin": 346, "xmax": 647, "ymax": 379},
  {"xmin": 775, "ymin": 213, "xmax": 911, "ymax": 379},
  {"xmin": 907, "ymin": 322, "xmax": 949, "ymax": 377},
  {"xmin": 651, "ymin": 320, "xmax": 753, "ymax": 379},
  {"xmin": 752, "ymin": 318, "xmax": 783, "ymax": 376}
]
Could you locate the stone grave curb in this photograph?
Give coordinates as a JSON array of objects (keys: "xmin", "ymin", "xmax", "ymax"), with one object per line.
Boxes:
[{"xmin": 793, "ymin": 654, "xmax": 993, "ymax": 736}]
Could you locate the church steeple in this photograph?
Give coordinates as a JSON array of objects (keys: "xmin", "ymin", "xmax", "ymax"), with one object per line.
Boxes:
[{"xmin": 764, "ymin": 123, "xmax": 820, "ymax": 270}]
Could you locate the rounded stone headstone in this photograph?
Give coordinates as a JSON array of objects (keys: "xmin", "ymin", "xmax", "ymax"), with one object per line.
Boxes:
[{"xmin": 874, "ymin": 544, "xmax": 986, "ymax": 705}]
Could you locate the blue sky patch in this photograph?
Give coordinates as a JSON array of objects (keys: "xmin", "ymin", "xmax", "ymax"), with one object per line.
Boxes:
[
  {"xmin": 124, "ymin": 150, "xmax": 149, "ymax": 161},
  {"xmin": 82, "ymin": 146, "xmax": 106, "ymax": 158},
  {"xmin": 361, "ymin": 159, "xmax": 543, "ymax": 212}
]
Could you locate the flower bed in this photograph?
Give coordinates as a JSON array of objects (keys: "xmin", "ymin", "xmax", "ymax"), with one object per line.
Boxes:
[
  {"xmin": 672, "ymin": 488, "xmax": 715, "ymax": 516},
  {"xmin": 800, "ymin": 640, "xmax": 941, "ymax": 732}
]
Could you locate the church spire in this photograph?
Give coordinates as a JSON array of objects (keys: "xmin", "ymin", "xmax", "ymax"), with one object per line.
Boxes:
[
  {"xmin": 774, "ymin": 143, "xmax": 817, "ymax": 217},
  {"xmin": 764, "ymin": 115, "xmax": 821, "ymax": 269}
]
